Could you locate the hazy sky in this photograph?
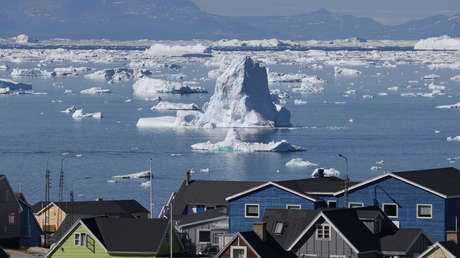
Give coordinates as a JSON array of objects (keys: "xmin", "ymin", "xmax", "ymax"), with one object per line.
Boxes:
[{"xmin": 191, "ymin": 0, "xmax": 460, "ymax": 25}]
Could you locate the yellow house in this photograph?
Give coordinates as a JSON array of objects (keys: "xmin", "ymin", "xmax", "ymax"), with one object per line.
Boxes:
[
  {"xmin": 32, "ymin": 200, "xmax": 149, "ymax": 234},
  {"xmin": 418, "ymin": 241, "xmax": 460, "ymax": 258}
]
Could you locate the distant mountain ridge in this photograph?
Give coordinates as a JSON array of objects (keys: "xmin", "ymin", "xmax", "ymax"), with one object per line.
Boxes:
[{"xmin": 0, "ymin": 0, "xmax": 458, "ymax": 40}]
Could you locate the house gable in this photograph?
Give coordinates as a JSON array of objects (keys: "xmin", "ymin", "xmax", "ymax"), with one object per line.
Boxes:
[
  {"xmin": 34, "ymin": 203, "xmax": 67, "ymax": 233},
  {"xmin": 228, "ymin": 184, "xmax": 317, "ymax": 233},
  {"xmin": 216, "ymin": 234, "xmax": 260, "ymax": 258}
]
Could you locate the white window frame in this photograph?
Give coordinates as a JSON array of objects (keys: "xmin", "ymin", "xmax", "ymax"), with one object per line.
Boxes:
[
  {"xmin": 286, "ymin": 204, "xmax": 301, "ymax": 210},
  {"xmin": 273, "ymin": 221, "xmax": 284, "ymax": 234},
  {"xmin": 382, "ymin": 203, "xmax": 398, "ymax": 218},
  {"xmin": 316, "ymin": 223, "xmax": 331, "ymax": 240},
  {"xmin": 244, "ymin": 204, "xmax": 260, "ymax": 218},
  {"xmin": 74, "ymin": 232, "xmax": 86, "ymax": 246},
  {"xmin": 416, "ymin": 204, "xmax": 432, "ymax": 219},
  {"xmin": 197, "ymin": 229, "xmax": 211, "ymax": 244},
  {"xmin": 327, "ymin": 200, "xmax": 337, "ymax": 208},
  {"xmin": 230, "ymin": 246, "xmax": 247, "ymax": 258},
  {"xmin": 348, "ymin": 202, "xmax": 364, "ymax": 208}
]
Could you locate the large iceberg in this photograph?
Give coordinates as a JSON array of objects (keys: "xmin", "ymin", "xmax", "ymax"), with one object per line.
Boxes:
[
  {"xmin": 137, "ymin": 56, "xmax": 291, "ymax": 128},
  {"xmin": 414, "ymin": 36, "xmax": 460, "ymax": 50},
  {"xmin": 191, "ymin": 129, "xmax": 303, "ymax": 152},
  {"xmin": 133, "ymin": 78, "xmax": 207, "ymax": 99}
]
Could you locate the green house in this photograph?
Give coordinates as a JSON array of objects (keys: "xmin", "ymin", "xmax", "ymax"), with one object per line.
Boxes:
[{"xmin": 45, "ymin": 217, "xmax": 183, "ymax": 258}]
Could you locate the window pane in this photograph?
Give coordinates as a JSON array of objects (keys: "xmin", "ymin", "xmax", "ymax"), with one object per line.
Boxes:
[
  {"xmin": 274, "ymin": 222, "xmax": 283, "ymax": 234},
  {"xmin": 328, "ymin": 202, "xmax": 336, "ymax": 208},
  {"xmin": 74, "ymin": 234, "xmax": 80, "ymax": 246},
  {"xmin": 349, "ymin": 203, "xmax": 363, "ymax": 208},
  {"xmin": 287, "ymin": 205, "xmax": 301, "ymax": 210},
  {"xmin": 199, "ymin": 231, "xmax": 211, "ymax": 242},
  {"xmin": 383, "ymin": 204, "xmax": 397, "ymax": 217},
  {"xmin": 418, "ymin": 205, "xmax": 431, "ymax": 217},
  {"xmin": 232, "ymin": 248, "xmax": 245, "ymax": 258},
  {"xmin": 323, "ymin": 226, "xmax": 330, "ymax": 239},
  {"xmin": 246, "ymin": 205, "xmax": 259, "ymax": 217},
  {"xmin": 81, "ymin": 233, "xmax": 87, "ymax": 246}
]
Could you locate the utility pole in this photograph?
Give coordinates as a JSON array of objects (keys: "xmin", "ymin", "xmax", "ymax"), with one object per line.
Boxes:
[
  {"xmin": 44, "ymin": 161, "xmax": 51, "ymax": 247},
  {"xmin": 150, "ymin": 158, "xmax": 153, "ymax": 219},
  {"xmin": 338, "ymin": 154, "xmax": 349, "ymax": 208},
  {"xmin": 58, "ymin": 158, "xmax": 65, "ymax": 202},
  {"xmin": 170, "ymin": 193, "xmax": 175, "ymax": 258}
]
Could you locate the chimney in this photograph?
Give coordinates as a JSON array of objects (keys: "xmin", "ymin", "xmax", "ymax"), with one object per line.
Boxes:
[
  {"xmin": 96, "ymin": 197, "xmax": 103, "ymax": 201},
  {"xmin": 185, "ymin": 171, "xmax": 191, "ymax": 185},
  {"xmin": 253, "ymin": 222, "xmax": 266, "ymax": 241},
  {"xmin": 318, "ymin": 169, "xmax": 325, "ymax": 178}
]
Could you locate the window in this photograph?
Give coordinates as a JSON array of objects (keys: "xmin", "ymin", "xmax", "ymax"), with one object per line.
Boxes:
[
  {"xmin": 417, "ymin": 204, "xmax": 432, "ymax": 219},
  {"xmin": 316, "ymin": 224, "xmax": 331, "ymax": 240},
  {"xmin": 273, "ymin": 222, "xmax": 284, "ymax": 234},
  {"xmin": 8, "ymin": 213, "xmax": 14, "ymax": 225},
  {"xmin": 198, "ymin": 230, "xmax": 211, "ymax": 243},
  {"xmin": 245, "ymin": 204, "xmax": 259, "ymax": 218},
  {"xmin": 230, "ymin": 246, "xmax": 247, "ymax": 258},
  {"xmin": 44, "ymin": 216, "xmax": 50, "ymax": 224},
  {"xmin": 348, "ymin": 202, "xmax": 364, "ymax": 208},
  {"xmin": 74, "ymin": 233, "xmax": 87, "ymax": 246},
  {"xmin": 212, "ymin": 232, "xmax": 223, "ymax": 244},
  {"xmin": 382, "ymin": 203, "xmax": 398, "ymax": 218},
  {"xmin": 192, "ymin": 205, "xmax": 206, "ymax": 214},
  {"xmin": 286, "ymin": 204, "xmax": 301, "ymax": 210},
  {"xmin": 327, "ymin": 201, "xmax": 337, "ymax": 208}
]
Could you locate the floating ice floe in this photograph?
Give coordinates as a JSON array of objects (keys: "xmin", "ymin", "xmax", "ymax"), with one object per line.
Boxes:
[
  {"xmin": 54, "ymin": 67, "xmax": 92, "ymax": 77},
  {"xmin": 140, "ymin": 181, "xmax": 150, "ymax": 188},
  {"xmin": 387, "ymin": 86, "xmax": 399, "ymax": 91},
  {"xmin": 72, "ymin": 109, "xmax": 102, "ymax": 120},
  {"xmin": 15, "ymin": 34, "xmax": 30, "ymax": 44},
  {"xmin": 137, "ymin": 56, "xmax": 291, "ymax": 128},
  {"xmin": 362, "ymin": 95, "xmax": 374, "ymax": 100},
  {"xmin": 312, "ymin": 168, "xmax": 340, "ymax": 178},
  {"xmin": 370, "ymin": 166, "xmax": 382, "ymax": 171},
  {"xmin": 294, "ymin": 99, "xmax": 308, "ymax": 105},
  {"xmin": 133, "ymin": 78, "xmax": 206, "ymax": 99},
  {"xmin": 334, "ymin": 67, "xmax": 361, "ymax": 77},
  {"xmin": 61, "ymin": 105, "xmax": 77, "ymax": 113},
  {"xmin": 151, "ymin": 101, "xmax": 199, "ymax": 111},
  {"xmin": 112, "ymin": 170, "xmax": 151, "ymax": 180},
  {"xmin": 191, "ymin": 129, "xmax": 303, "ymax": 152},
  {"xmin": 11, "ymin": 68, "xmax": 54, "ymax": 78},
  {"xmin": 80, "ymin": 87, "xmax": 112, "ymax": 95},
  {"xmin": 292, "ymin": 76, "xmax": 326, "ymax": 94},
  {"xmin": 285, "ymin": 158, "xmax": 318, "ymax": 168},
  {"xmin": 414, "ymin": 36, "xmax": 460, "ymax": 50},
  {"xmin": 451, "ymin": 75, "xmax": 460, "ymax": 81},
  {"xmin": 85, "ymin": 68, "xmax": 151, "ymax": 83},
  {"xmin": 0, "ymin": 78, "xmax": 32, "ymax": 94},
  {"xmin": 145, "ymin": 43, "xmax": 207, "ymax": 56},
  {"xmin": 268, "ymin": 72, "xmax": 308, "ymax": 83},
  {"xmin": 436, "ymin": 103, "xmax": 460, "ymax": 109},
  {"xmin": 447, "ymin": 136, "xmax": 460, "ymax": 142},
  {"xmin": 0, "ymin": 65, "xmax": 8, "ymax": 70},
  {"xmin": 423, "ymin": 74, "xmax": 440, "ymax": 80}
]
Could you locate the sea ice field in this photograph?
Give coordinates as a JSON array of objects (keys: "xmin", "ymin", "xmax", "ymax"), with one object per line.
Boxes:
[{"xmin": 0, "ymin": 37, "xmax": 459, "ymax": 216}]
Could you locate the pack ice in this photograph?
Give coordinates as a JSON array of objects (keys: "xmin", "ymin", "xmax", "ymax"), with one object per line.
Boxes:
[
  {"xmin": 0, "ymin": 78, "xmax": 32, "ymax": 94},
  {"xmin": 191, "ymin": 129, "xmax": 303, "ymax": 152},
  {"xmin": 137, "ymin": 56, "xmax": 291, "ymax": 128},
  {"xmin": 133, "ymin": 78, "xmax": 207, "ymax": 99}
]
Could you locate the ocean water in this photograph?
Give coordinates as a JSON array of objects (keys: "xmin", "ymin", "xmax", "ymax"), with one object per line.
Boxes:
[{"xmin": 0, "ymin": 48, "xmax": 459, "ymax": 216}]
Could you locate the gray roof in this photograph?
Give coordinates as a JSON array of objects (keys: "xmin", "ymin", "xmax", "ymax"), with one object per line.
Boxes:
[
  {"xmin": 263, "ymin": 208, "xmax": 320, "ymax": 250},
  {"xmin": 379, "ymin": 229, "xmax": 427, "ymax": 253},
  {"xmin": 393, "ymin": 167, "xmax": 460, "ymax": 197},
  {"xmin": 176, "ymin": 207, "xmax": 227, "ymax": 227},
  {"xmin": 239, "ymin": 231, "xmax": 295, "ymax": 258},
  {"xmin": 82, "ymin": 217, "xmax": 169, "ymax": 254},
  {"xmin": 169, "ymin": 180, "xmax": 264, "ymax": 219},
  {"xmin": 33, "ymin": 200, "xmax": 149, "ymax": 216},
  {"xmin": 277, "ymin": 176, "xmax": 359, "ymax": 195}
]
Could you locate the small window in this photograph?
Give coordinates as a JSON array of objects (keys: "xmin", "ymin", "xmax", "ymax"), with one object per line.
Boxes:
[
  {"xmin": 382, "ymin": 203, "xmax": 398, "ymax": 218},
  {"xmin": 212, "ymin": 232, "xmax": 223, "ymax": 244},
  {"xmin": 417, "ymin": 204, "xmax": 432, "ymax": 219},
  {"xmin": 8, "ymin": 213, "xmax": 14, "ymax": 225},
  {"xmin": 245, "ymin": 204, "xmax": 259, "ymax": 218},
  {"xmin": 273, "ymin": 222, "xmax": 284, "ymax": 234},
  {"xmin": 348, "ymin": 202, "xmax": 364, "ymax": 208},
  {"xmin": 316, "ymin": 224, "xmax": 331, "ymax": 240},
  {"xmin": 74, "ymin": 233, "xmax": 86, "ymax": 246},
  {"xmin": 80, "ymin": 233, "xmax": 87, "ymax": 246},
  {"xmin": 74, "ymin": 233, "xmax": 81, "ymax": 246},
  {"xmin": 327, "ymin": 201, "xmax": 337, "ymax": 208},
  {"xmin": 198, "ymin": 230, "xmax": 211, "ymax": 243},
  {"xmin": 44, "ymin": 216, "xmax": 50, "ymax": 224},
  {"xmin": 286, "ymin": 204, "xmax": 301, "ymax": 210},
  {"xmin": 230, "ymin": 246, "xmax": 247, "ymax": 258}
]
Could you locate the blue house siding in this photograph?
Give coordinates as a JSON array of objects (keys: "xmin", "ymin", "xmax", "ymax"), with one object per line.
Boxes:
[
  {"xmin": 336, "ymin": 177, "xmax": 446, "ymax": 242},
  {"xmin": 445, "ymin": 197, "xmax": 460, "ymax": 232},
  {"xmin": 228, "ymin": 185, "xmax": 317, "ymax": 233}
]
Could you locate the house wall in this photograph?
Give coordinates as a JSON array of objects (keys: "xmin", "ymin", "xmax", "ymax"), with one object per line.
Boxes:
[
  {"xmin": 228, "ymin": 185, "xmax": 316, "ymax": 233},
  {"xmin": 218, "ymin": 236, "xmax": 258, "ymax": 258},
  {"xmin": 294, "ymin": 218, "xmax": 365, "ymax": 258},
  {"xmin": 48, "ymin": 223, "xmax": 157, "ymax": 258},
  {"xmin": 0, "ymin": 177, "xmax": 22, "ymax": 245},
  {"xmin": 179, "ymin": 218, "xmax": 228, "ymax": 253},
  {"xmin": 420, "ymin": 246, "xmax": 454, "ymax": 258},
  {"xmin": 35, "ymin": 204, "xmax": 67, "ymax": 233},
  {"xmin": 445, "ymin": 197, "xmax": 460, "ymax": 232},
  {"xmin": 336, "ymin": 177, "xmax": 446, "ymax": 242}
]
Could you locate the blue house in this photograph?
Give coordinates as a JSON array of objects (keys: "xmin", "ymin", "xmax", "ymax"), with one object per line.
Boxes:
[
  {"xmin": 225, "ymin": 176, "xmax": 353, "ymax": 233},
  {"xmin": 333, "ymin": 167, "xmax": 460, "ymax": 242}
]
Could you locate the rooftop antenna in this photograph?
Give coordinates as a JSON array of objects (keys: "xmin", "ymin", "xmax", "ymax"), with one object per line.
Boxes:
[
  {"xmin": 149, "ymin": 157, "xmax": 153, "ymax": 219},
  {"xmin": 338, "ymin": 153, "xmax": 349, "ymax": 208}
]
